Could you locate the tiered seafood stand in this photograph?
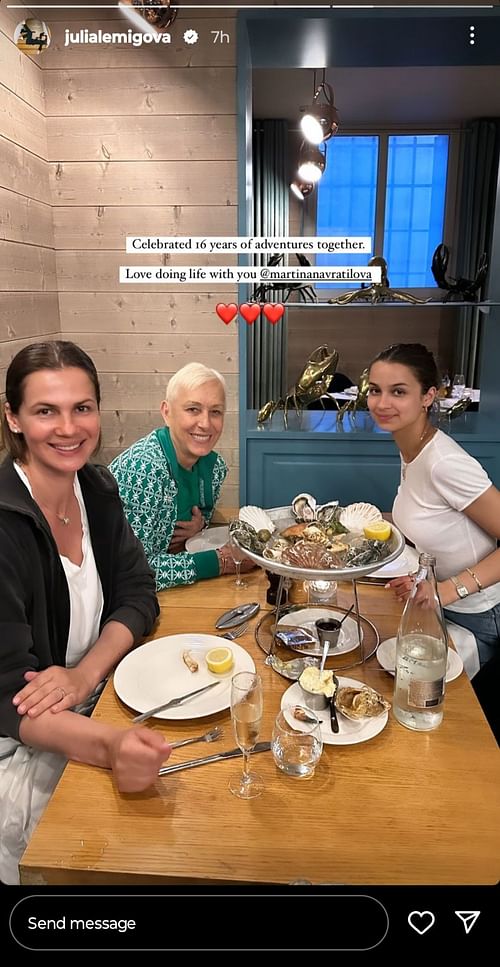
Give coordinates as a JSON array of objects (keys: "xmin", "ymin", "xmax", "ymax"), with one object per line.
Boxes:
[{"xmin": 232, "ymin": 505, "xmax": 405, "ymax": 678}]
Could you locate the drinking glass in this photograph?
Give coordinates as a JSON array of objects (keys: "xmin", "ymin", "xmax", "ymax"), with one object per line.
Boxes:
[
  {"xmin": 229, "ymin": 671, "xmax": 264, "ymax": 799},
  {"xmin": 451, "ymin": 373, "xmax": 466, "ymax": 397},
  {"xmin": 271, "ymin": 707, "xmax": 323, "ymax": 779},
  {"xmin": 228, "ymin": 525, "xmax": 248, "ymax": 589}
]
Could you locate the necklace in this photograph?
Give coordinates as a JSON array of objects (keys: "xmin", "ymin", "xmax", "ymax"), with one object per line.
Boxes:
[
  {"xmin": 402, "ymin": 423, "xmax": 436, "ymax": 480},
  {"xmin": 19, "ymin": 463, "xmax": 72, "ymax": 525}
]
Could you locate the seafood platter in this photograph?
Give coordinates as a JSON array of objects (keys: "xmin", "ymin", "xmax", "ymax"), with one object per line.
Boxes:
[{"xmin": 230, "ymin": 493, "xmax": 404, "ymax": 582}]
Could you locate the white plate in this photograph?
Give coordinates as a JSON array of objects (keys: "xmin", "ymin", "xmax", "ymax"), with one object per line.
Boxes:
[
  {"xmin": 281, "ymin": 676, "xmax": 389, "ymax": 746},
  {"xmin": 376, "ymin": 637, "xmax": 463, "ymax": 683},
  {"xmin": 277, "ymin": 607, "xmax": 362, "ymax": 657},
  {"xmin": 113, "ymin": 634, "xmax": 255, "ymax": 719},
  {"xmin": 186, "ymin": 525, "xmax": 229, "ymax": 553},
  {"xmin": 365, "ymin": 544, "xmax": 420, "ymax": 580}
]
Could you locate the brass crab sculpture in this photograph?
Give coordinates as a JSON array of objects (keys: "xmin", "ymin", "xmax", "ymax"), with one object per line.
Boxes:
[
  {"xmin": 327, "ymin": 256, "xmax": 431, "ymax": 305},
  {"xmin": 257, "ymin": 345, "xmax": 339, "ymax": 427},
  {"xmin": 335, "ymin": 368, "xmax": 370, "ymax": 424}
]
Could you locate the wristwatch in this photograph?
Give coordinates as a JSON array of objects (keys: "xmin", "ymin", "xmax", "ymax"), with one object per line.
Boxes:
[{"xmin": 449, "ymin": 575, "xmax": 469, "ymax": 599}]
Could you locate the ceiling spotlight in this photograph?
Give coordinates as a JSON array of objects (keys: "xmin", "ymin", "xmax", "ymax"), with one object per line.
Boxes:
[
  {"xmin": 126, "ymin": 1, "xmax": 178, "ymax": 30},
  {"xmin": 297, "ymin": 142, "xmax": 326, "ymax": 184},
  {"xmin": 290, "ymin": 179, "xmax": 314, "ymax": 201},
  {"xmin": 301, "ymin": 69, "xmax": 340, "ymax": 145}
]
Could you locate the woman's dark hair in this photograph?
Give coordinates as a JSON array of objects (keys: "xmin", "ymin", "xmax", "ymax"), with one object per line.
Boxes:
[
  {"xmin": 369, "ymin": 343, "xmax": 440, "ymax": 393},
  {"xmin": 2, "ymin": 340, "xmax": 101, "ymax": 461}
]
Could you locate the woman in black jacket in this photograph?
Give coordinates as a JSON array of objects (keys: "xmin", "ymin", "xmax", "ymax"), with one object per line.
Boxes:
[{"xmin": 0, "ymin": 341, "xmax": 169, "ymax": 883}]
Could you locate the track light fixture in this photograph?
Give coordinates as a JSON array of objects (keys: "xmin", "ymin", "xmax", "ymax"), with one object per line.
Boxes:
[
  {"xmin": 300, "ymin": 69, "xmax": 340, "ymax": 145},
  {"xmin": 297, "ymin": 141, "xmax": 326, "ymax": 184},
  {"xmin": 290, "ymin": 179, "xmax": 314, "ymax": 201},
  {"xmin": 127, "ymin": 1, "xmax": 178, "ymax": 30}
]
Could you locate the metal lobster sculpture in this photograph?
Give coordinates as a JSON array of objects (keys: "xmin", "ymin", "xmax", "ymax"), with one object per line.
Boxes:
[
  {"xmin": 431, "ymin": 244, "xmax": 488, "ymax": 302},
  {"xmin": 257, "ymin": 345, "xmax": 339, "ymax": 427},
  {"xmin": 328, "ymin": 256, "xmax": 430, "ymax": 305},
  {"xmin": 252, "ymin": 253, "xmax": 317, "ymax": 304}
]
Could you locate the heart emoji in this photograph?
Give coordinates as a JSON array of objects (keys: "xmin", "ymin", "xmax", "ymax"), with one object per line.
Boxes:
[
  {"xmin": 263, "ymin": 303, "xmax": 285, "ymax": 325},
  {"xmin": 216, "ymin": 303, "xmax": 238, "ymax": 325},
  {"xmin": 407, "ymin": 911, "xmax": 435, "ymax": 935},
  {"xmin": 239, "ymin": 303, "xmax": 261, "ymax": 325}
]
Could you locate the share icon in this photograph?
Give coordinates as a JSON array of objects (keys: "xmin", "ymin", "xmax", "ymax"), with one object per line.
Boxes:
[{"xmin": 455, "ymin": 911, "xmax": 480, "ymax": 934}]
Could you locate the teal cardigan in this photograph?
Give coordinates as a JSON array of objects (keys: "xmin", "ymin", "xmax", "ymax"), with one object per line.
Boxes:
[{"xmin": 109, "ymin": 429, "xmax": 227, "ymax": 590}]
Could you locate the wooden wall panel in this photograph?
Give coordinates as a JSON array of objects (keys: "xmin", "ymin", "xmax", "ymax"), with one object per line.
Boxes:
[
  {"xmin": 48, "ymin": 114, "xmax": 236, "ymax": 163},
  {"xmin": 0, "ymin": 293, "xmax": 60, "ymax": 342},
  {"xmin": 48, "ymin": 160, "xmax": 236, "ymax": 207},
  {"xmin": 0, "ymin": 85, "xmax": 47, "ymax": 158},
  {"xmin": 53, "ymin": 205, "xmax": 237, "ymax": 250},
  {"xmin": 0, "ymin": 31, "xmax": 44, "ymax": 113},
  {"xmin": 57, "ymin": 292, "xmax": 237, "ymax": 334},
  {"xmin": 0, "ymin": 136, "xmax": 51, "ymax": 205},
  {"xmin": 0, "ymin": 187, "xmax": 53, "ymax": 247},
  {"xmin": 55, "ymin": 251, "xmax": 239, "ymax": 293},
  {"xmin": 0, "ymin": 240, "xmax": 57, "ymax": 292},
  {"xmin": 44, "ymin": 68, "xmax": 235, "ymax": 117}
]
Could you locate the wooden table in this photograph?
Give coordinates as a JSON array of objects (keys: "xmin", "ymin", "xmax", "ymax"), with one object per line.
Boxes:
[{"xmin": 20, "ymin": 570, "xmax": 500, "ymax": 886}]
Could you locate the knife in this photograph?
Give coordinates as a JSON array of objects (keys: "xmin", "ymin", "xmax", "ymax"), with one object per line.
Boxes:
[
  {"xmin": 132, "ymin": 682, "xmax": 219, "ymax": 724},
  {"xmin": 158, "ymin": 741, "xmax": 271, "ymax": 775}
]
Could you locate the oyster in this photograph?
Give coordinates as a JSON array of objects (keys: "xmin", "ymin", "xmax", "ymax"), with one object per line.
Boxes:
[
  {"xmin": 238, "ymin": 505, "xmax": 275, "ymax": 538},
  {"xmin": 282, "ymin": 541, "xmax": 337, "ymax": 570},
  {"xmin": 316, "ymin": 501, "xmax": 340, "ymax": 526},
  {"xmin": 344, "ymin": 538, "xmax": 391, "ymax": 567},
  {"xmin": 339, "ymin": 502, "xmax": 382, "ymax": 534},
  {"xmin": 291, "ymin": 493, "xmax": 317, "ymax": 522},
  {"xmin": 229, "ymin": 519, "xmax": 265, "ymax": 554},
  {"xmin": 302, "ymin": 524, "xmax": 329, "ymax": 545},
  {"xmin": 336, "ymin": 685, "xmax": 391, "ymax": 720}
]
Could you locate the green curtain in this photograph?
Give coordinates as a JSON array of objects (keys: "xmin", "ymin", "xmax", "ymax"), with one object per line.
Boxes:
[
  {"xmin": 455, "ymin": 119, "xmax": 500, "ymax": 385},
  {"xmin": 249, "ymin": 120, "xmax": 289, "ymax": 408}
]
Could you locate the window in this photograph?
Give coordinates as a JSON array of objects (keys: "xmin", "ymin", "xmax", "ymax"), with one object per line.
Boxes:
[{"xmin": 315, "ymin": 133, "xmax": 449, "ymax": 289}]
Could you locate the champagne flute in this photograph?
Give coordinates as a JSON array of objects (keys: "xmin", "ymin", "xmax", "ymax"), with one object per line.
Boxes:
[
  {"xmin": 228, "ymin": 524, "xmax": 248, "ymax": 589},
  {"xmin": 229, "ymin": 671, "xmax": 264, "ymax": 799},
  {"xmin": 452, "ymin": 373, "xmax": 466, "ymax": 398}
]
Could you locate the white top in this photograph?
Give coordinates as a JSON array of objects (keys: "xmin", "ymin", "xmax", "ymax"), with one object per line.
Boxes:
[
  {"xmin": 14, "ymin": 465, "xmax": 104, "ymax": 660},
  {"xmin": 393, "ymin": 429, "xmax": 500, "ymax": 614}
]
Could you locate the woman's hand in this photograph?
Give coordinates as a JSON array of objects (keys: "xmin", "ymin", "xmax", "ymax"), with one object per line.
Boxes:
[
  {"xmin": 108, "ymin": 727, "xmax": 171, "ymax": 792},
  {"xmin": 168, "ymin": 506, "xmax": 204, "ymax": 552},
  {"xmin": 386, "ymin": 575, "xmax": 436, "ymax": 608},
  {"xmin": 13, "ymin": 666, "xmax": 93, "ymax": 718}
]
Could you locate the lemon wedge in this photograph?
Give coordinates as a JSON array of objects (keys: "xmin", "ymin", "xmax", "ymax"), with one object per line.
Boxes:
[
  {"xmin": 205, "ymin": 646, "xmax": 234, "ymax": 674},
  {"xmin": 363, "ymin": 520, "xmax": 392, "ymax": 541}
]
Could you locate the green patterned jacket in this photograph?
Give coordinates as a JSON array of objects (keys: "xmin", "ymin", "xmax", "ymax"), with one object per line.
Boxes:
[{"xmin": 109, "ymin": 430, "xmax": 227, "ymax": 590}]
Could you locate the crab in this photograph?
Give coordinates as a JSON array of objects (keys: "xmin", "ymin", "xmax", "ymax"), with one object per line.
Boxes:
[{"xmin": 257, "ymin": 345, "xmax": 339, "ymax": 427}]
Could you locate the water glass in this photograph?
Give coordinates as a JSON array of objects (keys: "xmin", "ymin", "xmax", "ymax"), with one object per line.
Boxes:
[
  {"xmin": 306, "ymin": 580, "xmax": 338, "ymax": 605},
  {"xmin": 451, "ymin": 374, "xmax": 466, "ymax": 397},
  {"xmin": 271, "ymin": 707, "xmax": 323, "ymax": 779}
]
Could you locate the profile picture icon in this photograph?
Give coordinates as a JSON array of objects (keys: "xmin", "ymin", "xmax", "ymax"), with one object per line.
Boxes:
[{"xmin": 14, "ymin": 19, "xmax": 51, "ymax": 56}]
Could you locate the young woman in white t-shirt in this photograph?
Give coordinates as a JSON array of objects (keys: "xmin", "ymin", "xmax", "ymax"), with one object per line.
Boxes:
[{"xmin": 367, "ymin": 342, "xmax": 500, "ymax": 673}]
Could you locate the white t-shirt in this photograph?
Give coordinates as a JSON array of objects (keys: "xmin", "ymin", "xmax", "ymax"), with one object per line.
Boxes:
[{"xmin": 393, "ymin": 429, "xmax": 500, "ymax": 614}]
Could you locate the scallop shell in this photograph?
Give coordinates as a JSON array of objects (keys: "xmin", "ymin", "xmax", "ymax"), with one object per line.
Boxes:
[
  {"xmin": 336, "ymin": 686, "xmax": 391, "ymax": 720},
  {"xmin": 339, "ymin": 502, "xmax": 382, "ymax": 534},
  {"xmin": 238, "ymin": 505, "xmax": 275, "ymax": 535},
  {"xmin": 291, "ymin": 493, "xmax": 317, "ymax": 522},
  {"xmin": 282, "ymin": 541, "xmax": 337, "ymax": 570}
]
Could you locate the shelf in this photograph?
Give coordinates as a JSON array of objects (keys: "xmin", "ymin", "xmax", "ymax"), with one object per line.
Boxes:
[{"xmin": 284, "ymin": 301, "xmax": 499, "ymax": 313}]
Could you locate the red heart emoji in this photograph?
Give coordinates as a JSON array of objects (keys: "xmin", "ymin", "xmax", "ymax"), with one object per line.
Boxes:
[
  {"xmin": 263, "ymin": 303, "xmax": 285, "ymax": 325},
  {"xmin": 216, "ymin": 303, "xmax": 238, "ymax": 325},
  {"xmin": 239, "ymin": 303, "xmax": 261, "ymax": 325}
]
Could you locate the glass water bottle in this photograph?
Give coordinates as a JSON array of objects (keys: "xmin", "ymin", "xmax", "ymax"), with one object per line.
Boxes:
[{"xmin": 393, "ymin": 552, "xmax": 448, "ymax": 731}]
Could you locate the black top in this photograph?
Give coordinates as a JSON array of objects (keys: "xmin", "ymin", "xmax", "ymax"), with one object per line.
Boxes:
[{"xmin": 0, "ymin": 458, "xmax": 159, "ymax": 740}]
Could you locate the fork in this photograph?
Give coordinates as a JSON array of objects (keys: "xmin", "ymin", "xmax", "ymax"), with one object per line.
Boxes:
[
  {"xmin": 170, "ymin": 726, "xmax": 223, "ymax": 750},
  {"xmin": 221, "ymin": 621, "xmax": 250, "ymax": 640}
]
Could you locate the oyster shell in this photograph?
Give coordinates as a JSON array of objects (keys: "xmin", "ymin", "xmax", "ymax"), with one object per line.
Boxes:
[
  {"xmin": 229, "ymin": 519, "xmax": 264, "ymax": 554},
  {"xmin": 316, "ymin": 501, "xmax": 340, "ymax": 526},
  {"xmin": 336, "ymin": 685, "xmax": 391, "ymax": 720},
  {"xmin": 302, "ymin": 524, "xmax": 329, "ymax": 545},
  {"xmin": 282, "ymin": 541, "xmax": 337, "ymax": 570},
  {"xmin": 344, "ymin": 538, "xmax": 391, "ymax": 567},
  {"xmin": 291, "ymin": 493, "xmax": 317, "ymax": 522},
  {"xmin": 339, "ymin": 502, "xmax": 382, "ymax": 534},
  {"xmin": 238, "ymin": 505, "xmax": 275, "ymax": 537}
]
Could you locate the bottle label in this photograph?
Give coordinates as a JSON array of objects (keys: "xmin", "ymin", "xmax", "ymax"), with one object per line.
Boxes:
[{"xmin": 408, "ymin": 678, "xmax": 444, "ymax": 709}]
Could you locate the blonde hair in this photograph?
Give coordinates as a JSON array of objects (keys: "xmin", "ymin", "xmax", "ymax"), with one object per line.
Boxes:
[{"xmin": 165, "ymin": 362, "xmax": 226, "ymax": 406}]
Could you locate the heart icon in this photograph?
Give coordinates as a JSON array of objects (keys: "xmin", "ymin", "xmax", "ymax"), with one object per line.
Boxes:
[
  {"xmin": 215, "ymin": 303, "xmax": 238, "ymax": 325},
  {"xmin": 263, "ymin": 303, "xmax": 285, "ymax": 325},
  {"xmin": 239, "ymin": 303, "xmax": 261, "ymax": 325},
  {"xmin": 407, "ymin": 911, "xmax": 435, "ymax": 935}
]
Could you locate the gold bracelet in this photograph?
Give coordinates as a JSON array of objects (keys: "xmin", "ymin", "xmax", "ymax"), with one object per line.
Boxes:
[{"xmin": 466, "ymin": 567, "xmax": 483, "ymax": 592}]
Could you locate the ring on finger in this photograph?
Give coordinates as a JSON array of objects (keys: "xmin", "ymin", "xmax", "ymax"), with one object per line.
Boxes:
[{"xmin": 56, "ymin": 686, "xmax": 66, "ymax": 701}]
